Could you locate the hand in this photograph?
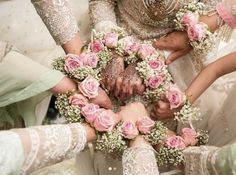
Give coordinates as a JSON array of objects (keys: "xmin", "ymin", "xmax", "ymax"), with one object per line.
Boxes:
[
  {"xmin": 115, "ymin": 63, "xmax": 145, "ymax": 100},
  {"xmin": 62, "ymin": 32, "xmax": 83, "ymax": 55},
  {"xmin": 118, "ymin": 102, "xmax": 148, "ymax": 123},
  {"xmin": 89, "ymin": 88, "xmax": 113, "ymax": 109},
  {"xmin": 82, "ymin": 123, "xmax": 96, "ymax": 142},
  {"xmin": 151, "ymin": 101, "xmax": 177, "ymax": 120},
  {"xmin": 153, "ymin": 31, "xmax": 192, "ymax": 64},
  {"xmin": 129, "ymin": 135, "xmax": 150, "ymax": 147},
  {"xmin": 106, "ymin": 109, "xmax": 122, "ymax": 125},
  {"xmin": 101, "ymin": 53, "xmax": 125, "ymax": 93}
]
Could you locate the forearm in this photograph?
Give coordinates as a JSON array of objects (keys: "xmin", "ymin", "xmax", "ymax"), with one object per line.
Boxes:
[
  {"xmin": 51, "ymin": 76, "xmax": 77, "ymax": 94},
  {"xmin": 31, "ymin": 0, "xmax": 82, "ymax": 55},
  {"xmin": 61, "ymin": 32, "xmax": 83, "ymax": 55},
  {"xmin": 185, "ymin": 64, "xmax": 219, "ymax": 104},
  {"xmin": 14, "ymin": 123, "xmax": 95, "ymax": 174},
  {"xmin": 186, "ymin": 51, "xmax": 236, "ymax": 103}
]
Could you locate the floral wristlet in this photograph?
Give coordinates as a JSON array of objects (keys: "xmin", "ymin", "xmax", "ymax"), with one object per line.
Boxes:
[{"xmin": 174, "ymin": 2, "xmax": 216, "ymax": 57}]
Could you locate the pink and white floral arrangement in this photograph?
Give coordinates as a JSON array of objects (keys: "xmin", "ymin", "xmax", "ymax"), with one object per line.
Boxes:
[
  {"xmin": 174, "ymin": 2, "xmax": 216, "ymax": 57},
  {"xmin": 53, "ymin": 28, "xmax": 207, "ymax": 165}
]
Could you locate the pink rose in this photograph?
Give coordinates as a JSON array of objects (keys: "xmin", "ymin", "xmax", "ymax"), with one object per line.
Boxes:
[
  {"xmin": 166, "ymin": 85, "xmax": 185, "ymax": 109},
  {"xmin": 118, "ymin": 36, "xmax": 139, "ymax": 55},
  {"xmin": 81, "ymin": 103, "xmax": 100, "ymax": 123},
  {"xmin": 182, "ymin": 12, "xmax": 198, "ymax": 26},
  {"xmin": 93, "ymin": 109, "xmax": 115, "ymax": 132},
  {"xmin": 120, "ymin": 121, "xmax": 139, "ymax": 139},
  {"xmin": 138, "ymin": 44, "xmax": 155, "ymax": 60},
  {"xmin": 81, "ymin": 53, "xmax": 98, "ymax": 68},
  {"xmin": 104, "ymin": 32, "xmax": 119, "ymax": 48},
  {"xmin": 129, "ymin": 42, "xmax": 140, "ymax": 53},
  {"xmin": 136, "ymin": 117, "xmax": 155, "ymax": 134},
  {"xmin": 91, "ymin": 39, "xmax": 104, "ymax": 53},
  {"xmin": 147, "ymin": 75, "xmax": 164, "ymax": 89},
  {"xmin": 148, "ymin": 59, "xmax": 165, "ymax": 70},
  {"xmin": 64, "ymin": 54, "xmax": 83, "ymax": 73},
  {"xmin": 181, "ymin": 128, "xmax": 197, "ymax": 146},
  {"xmin": 79, "ymin": 76, "xmax": 100, "ymax": 99},
  {"xmin": 187, "ymin": 24, "xmax": 205, "ymax": 41},
  {"xmin": 166, "ymin": 135, "xmax": 186, "ymax": 149},
  {"xmin": 69, "ymin": 94, "xmax": 88, "ymax": 108}
]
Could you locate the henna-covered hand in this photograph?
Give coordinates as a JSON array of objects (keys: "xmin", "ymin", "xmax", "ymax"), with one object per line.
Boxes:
[
  {"xmin": 101, "ymin": 53, "xmax": 125, "ymax": 93},
  {"xmin": 115, "ymin": 63, "xmax": 145, "ymax": 100}
]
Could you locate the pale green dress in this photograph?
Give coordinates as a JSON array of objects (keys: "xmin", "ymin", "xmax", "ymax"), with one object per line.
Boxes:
[
  {"xmin": 0, "ymin": 0, "xmax": 83, "ymax": 128},
  {"xmin": 0, "ymin": 42, "xmax": 65, "ymax": 128}
]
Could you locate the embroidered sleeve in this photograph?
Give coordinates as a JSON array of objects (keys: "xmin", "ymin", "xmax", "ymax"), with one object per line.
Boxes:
[
  {"xmin": 200, "ymin": 0, "xmax": 221, "ymax": 12},
  {"xmin": 122, "ymin": 144, "xmax": 160, "ymax": 175},
  {"xmin": 15, "ymin": 123, "xmax": 86, "ymax": 174},
  {"xmin": 183, "ymin": 146, "xmax": 218, "ymax": 175},
  {"xmin": 213, "ymin": 142, "xmax": 236, "ymax": 174},
  {"xmin": 31, "ymin": 0, "xmax": 79, "ymax": 45},
  {"xmin": 89, "ymin": 0, "xmax": 118, "ymax": 32}
]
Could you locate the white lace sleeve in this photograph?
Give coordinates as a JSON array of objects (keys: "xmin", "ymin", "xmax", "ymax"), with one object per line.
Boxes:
[
  {"xmin": 183, "ymin": 146, "xmax": 218, "ymax": 175},
  {"xmin": 89, "ymin": 0, "xmax": 118, "ymax": 32},
  {"xmin": 122, "ymin": 144, "xmax": 160, "ymax": 175},
  {"xmin": 31, "ymin": 0, "xmax": 79, "ymax": 45},
  {"xmin": 15, "ymin": 123, "xmax": 86, "ymax": 175}
]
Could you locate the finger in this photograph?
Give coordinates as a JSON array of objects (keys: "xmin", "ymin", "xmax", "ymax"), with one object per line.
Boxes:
[
  {"xmin": 115, "ymin": 76, "xmax": 123, "ymax": 97},
  {"xmin": 108, "ymin": 78, "xmax": 116, "ymax": 93},
  {"xmin": 101, "ymin": 75, "xmax": 108, "ymax": 88},
  {"xmin": 137, "ymin": 84, "xmax": 145, "ymax": 95},
  {"xmin": 133, "ymin": 79, "xmax": 144, "ymax": 95},
  {"xmin": 153, "ymin": 39, "xmax": 170, "ymax": 50},
  {"xmin": 127, "ymin": 85, "xmax": 134, "ymax": 98},
  {"xmin": 157, "ymin": 101, "xmax": 170, "ymax": 110},
  {"xmin": 120, "ymin": 81, "xmax": 129, "ymax": 100},
  {"xmin": 166, "ymin": 50, "xmax": 186, "ymax": 65},
  {"xmin": 151, "ymin": 110, "xmax": 168, "ymax": 121}
]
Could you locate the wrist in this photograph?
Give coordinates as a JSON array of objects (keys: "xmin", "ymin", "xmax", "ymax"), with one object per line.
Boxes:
[
  {"xmin": 129, "ymin": 135, "xmax": 149, "ymax": 148},
  {"xmin": 199, "ymin": 14, "xmax": 218, "ymax": 33},
  {"xmin": 62, "ymin": 32, "xmax": 83, "ymax": 56},
  {"xmin": 83, "ymin": 124, "xmax": 96, "ymax": 143},
  {"xmin": 51, "ymin": 77, "xmax": 77, "ymax": 94}
]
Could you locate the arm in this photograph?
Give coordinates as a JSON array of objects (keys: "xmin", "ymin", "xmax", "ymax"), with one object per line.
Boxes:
[
  {"xmin": 151, "ymin": 51, "xmax": 236, "ymax": 120},
  {"xmin": 31, "ymin": 0, "xmax": 83, "ymax": 55},
  {"xmin": 183, "ymin": 142, "xmax": 236, "ymax": 175},
  {"xmin": 122, "ymin": 136, "xmax": 160, "ymax": 175},
  {"xmin": 89, "ymin": 0, "xmax": 118, "ymax": 32},
  {"xmin": 186, "ymin": 51, "xmax": 236, "ymax": 104},
  {"xmin": 153, "ymin": 0, "xmax": 236, "ymax": 64},
  {"xmin": 0, "ymin": 123, "xmax": 95, "ymax": 175}
]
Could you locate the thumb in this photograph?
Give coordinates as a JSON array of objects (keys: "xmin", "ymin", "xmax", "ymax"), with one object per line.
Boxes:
[{"xmin": 166, "ymin": 50, "xmax": 184, "ymax": 64}]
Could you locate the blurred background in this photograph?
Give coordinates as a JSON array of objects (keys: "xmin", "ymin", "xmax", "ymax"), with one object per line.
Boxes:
[{"xmin": 0, "ymin": 0, "xmax": 90, "ymax": 67}]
